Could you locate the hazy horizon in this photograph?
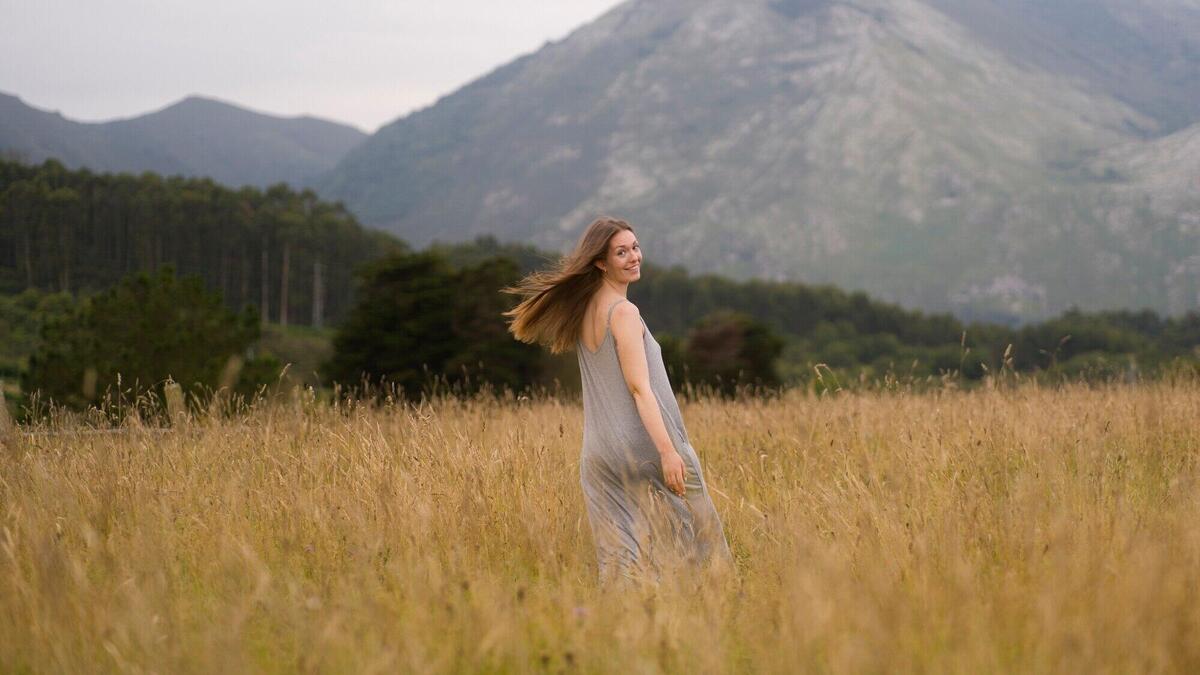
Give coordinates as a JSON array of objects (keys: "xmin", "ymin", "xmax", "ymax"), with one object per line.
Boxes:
[{"xmin": 0, "ymin": 0, "xmax": 624, "ymax": 133}]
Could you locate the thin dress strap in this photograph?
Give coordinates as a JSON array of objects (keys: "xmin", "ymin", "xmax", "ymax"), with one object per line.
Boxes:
[
  {"xmin": 605, "ymin": 298, "xmax": 634, "ymax": 348},
  {"xmin": 581, "ymin": 298, "xmax": 637, "ymax": 355},
  {"xmin": 604, "ymin": 298, "xmax": 628, "ymax": 332}
]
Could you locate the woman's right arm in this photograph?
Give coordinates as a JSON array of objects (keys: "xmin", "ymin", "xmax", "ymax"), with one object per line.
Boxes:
[{"xmin": 610, "ymin": 302, "xmax": 687, "ymax": 496}]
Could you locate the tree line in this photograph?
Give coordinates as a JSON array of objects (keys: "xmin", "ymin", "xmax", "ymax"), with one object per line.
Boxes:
[
  {"xmin": 438, "ymin": 236, "xmax": 1200, "ymax": 383},
  {"xmin": 0, "ymin": 158, "xmax": 404, "ymax": 327},
  {"xmin": 3, "ymin": 158, "xmax": 1199, "ymax": 415}
]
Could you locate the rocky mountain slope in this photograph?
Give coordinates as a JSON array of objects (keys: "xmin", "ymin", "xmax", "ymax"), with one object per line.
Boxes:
[
  {"xmin": 926, "ymin": 0, "xmax": 1200, "ymax": 134},
  {"xmin": 310, "ymin": 0, "xmax": 1197, "ymax": 320}
]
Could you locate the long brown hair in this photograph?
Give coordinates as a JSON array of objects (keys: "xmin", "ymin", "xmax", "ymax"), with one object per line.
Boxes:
[{"xmin": 502, "ymin": 217, "xmax": 634, "ymax": 354}]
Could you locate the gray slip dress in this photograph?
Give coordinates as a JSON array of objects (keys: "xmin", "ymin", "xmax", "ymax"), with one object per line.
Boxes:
[{"xmin": 577, "ymin": 297, "xmax": 734, "ymax": 585}]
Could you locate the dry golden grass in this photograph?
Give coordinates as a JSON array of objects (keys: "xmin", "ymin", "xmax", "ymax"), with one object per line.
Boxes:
[{"xmin": 2, "ymin": 377, "xmax": 1199, "ymax": 673}]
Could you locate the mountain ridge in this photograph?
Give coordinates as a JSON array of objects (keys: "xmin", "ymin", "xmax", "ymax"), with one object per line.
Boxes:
[{"xmin": 0, "ymin": 92, "xmax": 367, "ymax": 188}]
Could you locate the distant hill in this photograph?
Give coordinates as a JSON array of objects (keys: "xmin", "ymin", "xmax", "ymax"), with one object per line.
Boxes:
[
  {"xmin": 314, "ymin": 0, "xmax": 1200, "ymax": 322},
  {"xmin": 0, "ymin": 92, "xmax": 367, "ymax": 188}
]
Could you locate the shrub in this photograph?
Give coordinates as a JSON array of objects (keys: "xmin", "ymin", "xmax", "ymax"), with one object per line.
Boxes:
[{"xmin": 22, "ymin": 266, "xmax": 276, "ymax": 410}]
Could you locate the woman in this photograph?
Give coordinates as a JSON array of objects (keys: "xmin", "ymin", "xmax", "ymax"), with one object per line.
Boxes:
[{"xmin": 503, "ymin": 216, "xmax": 734, "ymax": 585}]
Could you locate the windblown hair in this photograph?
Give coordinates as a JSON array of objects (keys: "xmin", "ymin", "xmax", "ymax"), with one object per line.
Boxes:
[{"xmin": 502, "ymin": 217, "xmax": 634, "ymax": 354}]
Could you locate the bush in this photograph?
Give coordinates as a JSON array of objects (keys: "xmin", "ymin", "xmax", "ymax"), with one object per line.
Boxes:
[
  {"xmin": 323, "ymin": 251, "xmax": 461, "ymax": 399},
  {"xmin": 0, "ymin": 288, "xmax": 74, "ymax": 378},
  {"xmin": 22, "ymin": 266, "xmax": 276, "ymax": 410},
  {"xmin": 324, "ymin": 251, "xmax": 544, "ymax": 400},
  {"xmin": 683, "ymin": 310, "xmax": 785, "ymax": 396}
]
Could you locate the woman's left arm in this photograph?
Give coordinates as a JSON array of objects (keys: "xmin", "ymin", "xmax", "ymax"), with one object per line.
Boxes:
[{"xmin": 610, "ymin": 302, "xmax": 686, "ymax": 496}]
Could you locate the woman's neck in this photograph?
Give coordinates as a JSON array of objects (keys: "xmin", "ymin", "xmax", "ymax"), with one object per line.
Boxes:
[{"xmin": 600, "ymin": 277, "xmax": 628, "ymax": 298}]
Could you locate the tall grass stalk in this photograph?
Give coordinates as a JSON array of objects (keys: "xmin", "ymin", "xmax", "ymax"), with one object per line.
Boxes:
[{"xmin": 1, "ymin": 378, "xmax": 1199, "ymax": 672}]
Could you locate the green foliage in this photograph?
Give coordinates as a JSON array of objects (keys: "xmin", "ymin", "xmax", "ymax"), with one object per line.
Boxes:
[
  {"xmin": 629, "ymin": 264, "xmax": 967, "ymax": 348},
  {"xmin": 408, "ymin": 239, "xmax": 1200, "ymax": 387},
  {"xmin": 257, "ymin": 323, "xmax": 335, "ymax": 389},
  {"xmin": 1055, "ymin": 351, "xmax": 1138, "ymax": 381},
  {"xmin": 0, "ymin": 157, "xmax": 406, "ymax": 324},
  {"xmin": 325, "ymin": 251, "xmax": 545, "ymax": 400},
  {"xmin": 0, "ymin": 288, "xmax": 74, "ymax": 379},
  {"xmin": 324, "ymin": 252, "xmax": 459, "ymax": 399},
  {"xmin": 8, "ymin": 204, "xmax": 1193, "ymax": 405},
  {"xmin": 428, "ymin": 234, "xmax": 557, "ymax": 276},
  {"xmin": 1010, "ymin": 307, "xmax": 1150, "ymax": 371},
  {"xmin": 445, "ymin": 256, "xmax": 545, "ymax": 395},
  {"xmin": 681, "ymin": 310, "xmax": 786, "ymax": 396},
  {"xmin": 22, "ymin": 266, "xmax": 278, "ymax": 409},
  {"xmin": 655, "ymin": 333, "xmax": 689, "ymax": 385}
]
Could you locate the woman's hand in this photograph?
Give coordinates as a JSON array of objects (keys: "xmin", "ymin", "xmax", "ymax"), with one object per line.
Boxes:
[{"xmin": 660, "ymin": 449, "xmax": 686, "ymax": 497}]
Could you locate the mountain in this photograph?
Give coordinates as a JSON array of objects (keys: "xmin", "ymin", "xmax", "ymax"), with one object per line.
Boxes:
[
  {"xmin": 1085, "ymin": 121, "xmax": 1200, "ymax": 315},
  {"xmin": 0, "ymin": 93, "xmax": 367, "ymax": 188},
  {"xmin": 925, "ymin": 0, "xmax": 1200, "ymax": 135},
  {"xmin": 315, "ymin": 0, "xmax": 1200, "ymax": 321}
]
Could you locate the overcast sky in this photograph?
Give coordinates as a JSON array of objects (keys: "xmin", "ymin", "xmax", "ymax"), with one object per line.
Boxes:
[{"xmin": 0, "ymin": 0, "xmax": 624, "ymax": 133}]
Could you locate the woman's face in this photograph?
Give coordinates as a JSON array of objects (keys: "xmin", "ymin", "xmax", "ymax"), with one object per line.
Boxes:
[{"xmin": 597, "ymin": 230, "xmax": 642, "ymax": 283}]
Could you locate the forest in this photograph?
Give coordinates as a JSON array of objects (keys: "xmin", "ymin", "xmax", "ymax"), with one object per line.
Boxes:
[
  {"xmin": 2, "ymin": 157, "xmax": 1199, "ymax": 411},
  {"xmin": 0, "ymin": 157, "xmax": 405, "ymax": 327}
]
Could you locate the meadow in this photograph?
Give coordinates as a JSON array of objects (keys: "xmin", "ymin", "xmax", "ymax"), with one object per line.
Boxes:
[{"xmin": 2, "ymin": 376, "xmax": 1199, "ymax": 673}]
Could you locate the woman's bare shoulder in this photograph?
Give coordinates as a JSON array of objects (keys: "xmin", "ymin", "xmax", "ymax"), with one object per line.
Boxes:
[
  {"xmin": 613, "ymin": 299, "xmax": 640, "ymax": 317},
  {"xmin": 610, "ymin": 300, "xmax": 644, "ymax": 342}
]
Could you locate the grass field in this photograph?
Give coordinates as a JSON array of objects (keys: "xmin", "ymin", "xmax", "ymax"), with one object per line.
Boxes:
[{"xmin": 2, "ymin": 377, "xmax": 1199, "ymax": 673}]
